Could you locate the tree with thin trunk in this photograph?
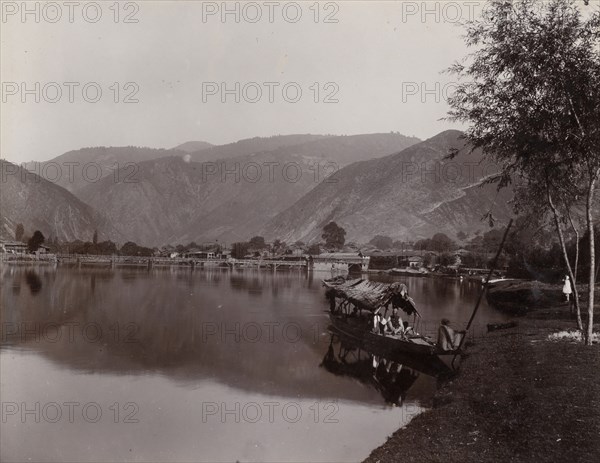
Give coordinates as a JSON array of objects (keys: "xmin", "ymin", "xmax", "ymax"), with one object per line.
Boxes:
[
  {"xmin": 447, "ymin": 0, "xmax": 600, "ymax": 344},
  {"xmin": 510, "ymin": 178, "xmax": 584, "ymax": 330}
]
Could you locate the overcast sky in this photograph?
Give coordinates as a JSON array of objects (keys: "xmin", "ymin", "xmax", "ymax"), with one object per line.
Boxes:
[{"xmin": 0, "ymin": 1, "xmax": 497, "ymax": 164}]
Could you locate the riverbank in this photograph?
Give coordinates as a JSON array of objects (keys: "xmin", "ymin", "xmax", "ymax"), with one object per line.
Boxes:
[{"xmin": 364, "ymin": 302, "xmax": 600, "ymax": 462}]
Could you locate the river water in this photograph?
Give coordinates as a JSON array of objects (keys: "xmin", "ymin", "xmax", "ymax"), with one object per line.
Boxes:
[{"xmin": 0, "ymin": 265, "xmax": 508, "ymax": 462}]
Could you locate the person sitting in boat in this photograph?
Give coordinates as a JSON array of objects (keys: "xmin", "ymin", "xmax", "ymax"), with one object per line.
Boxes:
[
  {"xmin": 402, "ymin": 321, "xmax": 414, "ymax": 336},
  {"xmin": 373, "ymin": 308, "xmax": 384, "ymax": 334},
  {"xmin": 437, "ymin": 318, "xmax": 466, "ymax": 351},
  {"xmin": 386, "ymin": 307, "xmax": 405, "ymax": 337}
]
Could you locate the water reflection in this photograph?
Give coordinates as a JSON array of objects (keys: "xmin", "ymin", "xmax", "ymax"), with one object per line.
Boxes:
[
  {"xmin": 1, "ymin": 266, "xmax": 507, "ymax": 398},
  {"xmin": 1, "ymin": 265, "xmax": 509, "ymax": 462},
  {"xmin": 24, "ymin": 271, "xmax": 43, "ymax": 295},
  {"xmin": 321, "ymin": 333, "xmax": 453, "ymax": 406}
]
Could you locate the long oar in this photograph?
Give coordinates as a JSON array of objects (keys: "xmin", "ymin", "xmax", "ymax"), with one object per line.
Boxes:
[{"xmin": 452, "ymin": 219, "xmax": 514, "ymax": 368}]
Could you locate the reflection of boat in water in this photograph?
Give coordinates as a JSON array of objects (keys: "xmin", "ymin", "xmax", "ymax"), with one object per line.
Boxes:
[
  {"xmin": 320, "ymin": 332, "xmax": 452, "ymax": 406},
  {"xmin": 323, "ymin": 277, "xmax": 463, "ymax": 357}
]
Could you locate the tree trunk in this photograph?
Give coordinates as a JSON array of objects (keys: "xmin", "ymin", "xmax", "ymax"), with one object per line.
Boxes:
[
  {"xmin": 548, "ymin": 190, "xmax": 583, "ymax": 331},
  {"xmin": 565, "ymin": 208, "xmax": 579, "ymax": 284},
  {"xmin": 585, "ymin": 174, "xmax": 597, "ymax": 346},
  {"xmin": 566, "ymin": 207, "xmax": 581, "ymax": 324}
]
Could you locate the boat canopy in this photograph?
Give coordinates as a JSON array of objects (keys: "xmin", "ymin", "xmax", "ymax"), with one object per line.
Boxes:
[{"xmin": 323, "ymin": 278, "xmax": 420, "ymax": 316}]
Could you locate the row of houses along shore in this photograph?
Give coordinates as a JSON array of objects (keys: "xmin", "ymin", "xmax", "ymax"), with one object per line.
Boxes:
[{"xmin": 1, "ymin": 239, "xmax": 496, "ymax": 275}]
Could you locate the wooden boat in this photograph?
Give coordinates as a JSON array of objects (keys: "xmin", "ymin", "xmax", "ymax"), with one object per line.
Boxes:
[
  {"xmin": 329, "ymin": 313, "xmax": 438, "ymax": 355},
  {"xmin": 323, "ymin": 277, "xmax": 462, "ymax": 357}
]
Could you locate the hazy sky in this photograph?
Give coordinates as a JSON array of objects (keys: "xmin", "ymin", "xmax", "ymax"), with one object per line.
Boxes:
[{"xmin": 1, "ymin": 1, "xmax": 495, "ymax": 164}]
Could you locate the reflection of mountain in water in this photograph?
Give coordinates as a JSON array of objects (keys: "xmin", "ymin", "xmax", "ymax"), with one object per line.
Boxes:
[
  {"xmin": 2, "ymin": 266, "xmax": 496, "ymax": 406},
  {"xmin": 1, "ymin": 266, "xmax": 394, "ymax": 405},
  {"xmin": 320, "ymin": 332, "xmax": 452, "ymax": 406}
]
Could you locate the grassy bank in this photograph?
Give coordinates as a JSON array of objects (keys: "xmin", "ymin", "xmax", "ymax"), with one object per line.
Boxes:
[{"xmin": 364, "ymin": 302, "xmax": 600, "ymax": 462}]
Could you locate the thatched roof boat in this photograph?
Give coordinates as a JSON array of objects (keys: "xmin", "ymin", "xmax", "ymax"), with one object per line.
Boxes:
[
  {"xmin": 322, "ymin": 278, "xmax": 420, "ymax": 316},
  {"xmin": 323, "ymin": 277, "xmax": 461, "ymax": 357}
]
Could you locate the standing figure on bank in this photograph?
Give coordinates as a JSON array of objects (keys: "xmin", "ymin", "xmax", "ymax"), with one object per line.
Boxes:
[{"xmin": 562, "ymin": 275, "xmax": 573, "ymax": 302}]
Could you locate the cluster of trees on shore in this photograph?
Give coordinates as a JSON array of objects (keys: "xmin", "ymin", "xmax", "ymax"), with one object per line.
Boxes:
[
  {"xmin": 16, "ymin": 218, "xmax": 598, "ymax": 281},
  {"xmin": 446, "ymin": 0, "xmax": 600, "ymax": 344},
  {"xmin": 49, "ymin": 239, "xmax": 154, "ymax": 256},
  {"xmin": 230, "ymin": 236, "xmax": 305, "ymax": 259},
  {"xmin": 229, "ymin": 222, "xmax": 348, "ymax": 258},
  {"xmin": 12, "ymin": 224, "xmax": 46, "ymax": 253},
  {"xmin": 12, "ymin": 226, "xmax": 155, "ymax": 257}
]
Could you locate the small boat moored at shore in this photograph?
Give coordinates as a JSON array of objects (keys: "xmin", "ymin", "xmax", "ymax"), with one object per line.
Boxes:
[
  {"xmin": 388, "ymin": 267, "xmax": 429, "ymax": 276},
  {"xmin": 323, "ymin": 277, "xmax": 463, "ymax": 358}
]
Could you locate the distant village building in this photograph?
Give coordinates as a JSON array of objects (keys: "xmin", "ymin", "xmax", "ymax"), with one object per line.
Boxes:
[
  {"xmin": 407, "ymin": 256, "xmax": 423, "ymax": 268},
  {"xmin": 184, "ymin": 250, "xmax": 216, "ymax": 259},
  {"xmin": 311, "ymin": 252, "xmax": 369, "ymax": 273},
  {"xmin": 367, "ymin": 251, "xmax": 400, "ymax": 270},
  {"xmin": 220, "ymin": 249, "xmax": 232, "ymax": 259},
  {"xmin": 0, "ymin": 240, "xmax": 50, "ymax": 255},
  {"xmin": 0, "ymin": 240, "xmax": 28, "ymax": 253},
  {"xmin": 367, "ymin": 250, "xmax": 429, "ymax": 270}
]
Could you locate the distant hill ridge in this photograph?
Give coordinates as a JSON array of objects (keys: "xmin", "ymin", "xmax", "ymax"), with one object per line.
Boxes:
[
  {"xmin": 23, "ymin": 146, "xmax": 187, "ymax": 194},
  {"xmin": 261, "ymin": 130, "xmax": 513, "ymax": 243},
  {"xmin": 4, "ymin": 131, "xmax": 513, "ymax": 247},
  {"xmin": 0, "ymin": 160, "xmax": 121, "ymax": 242},
  {"xmin": 73, "ymin": 133, "xmax": 421, "ymax": 246},
  {"xmin": 171, "ymin": 141, "xmax": 214, "ymax": 152}
]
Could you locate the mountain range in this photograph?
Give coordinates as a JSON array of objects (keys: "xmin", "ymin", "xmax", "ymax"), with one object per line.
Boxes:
[
  {"xmin": 261, "ymin": 130, "xmax": 513, "ymax": 243},
  {"xmin": 2, "ymin": 131, "xmax": 513, "ymax": 247},
  {"xmin": 74, "ymin": 133, "xmax": 420, "ymax": 245},
  {"xmin": 0, "ymin": 160, "xmax": 121, "ymax": 242},
  {"xmin": 22, "ymin": 147, "xmax": 188, "ymax": 194}
]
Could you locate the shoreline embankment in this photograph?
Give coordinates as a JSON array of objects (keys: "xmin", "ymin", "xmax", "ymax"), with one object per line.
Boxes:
[{"xmin": 365, "ymin": 281, "xmax": 600, "ymax": 463}]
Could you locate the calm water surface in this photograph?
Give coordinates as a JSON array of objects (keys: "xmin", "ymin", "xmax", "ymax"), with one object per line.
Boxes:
[{"xmin": 0, "ymin": 265, "xmax": 508, "ymax": 462}]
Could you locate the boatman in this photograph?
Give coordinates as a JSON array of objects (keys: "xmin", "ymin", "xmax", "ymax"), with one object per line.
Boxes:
[{"xmin": 437, "ymin": 318, "xmax": 466, "ymax": 351}]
